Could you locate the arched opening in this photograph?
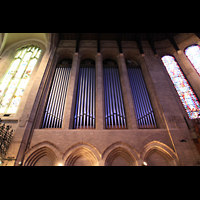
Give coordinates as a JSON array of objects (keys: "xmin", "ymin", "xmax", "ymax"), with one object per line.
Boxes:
[
  {"xmin": 105, "ymin": 147, "xmax": 137, "ymax": 166},
  {"xmin": 0, "ymin": 45, "xmax": 42, "ymax": 114},
  {"xmin": 161, "ymin": 55, "xmax": 200, "ymax": 119},
  {"xmin": 42, "ymin": 58, "xmax": 72, "ymax": 128},
  {"xmin": 184, "ymin": 44, "xmax": 200, "ymax": 76},
  {"xmin": 24, "ymin": 146, "xmax": 57, "ymax": 166},
  {"xmin": 143, "ymin": 146, "xmax": 177, "ymax": 166},
  {"xmin": 103, "ymin": 59, "xmax": 127, "ymax": 129},
  {"xmin": 73, "ymin": 59, "xmax": 96, "ymax": 129},
  {"xmin": 65, "ymin": 147, "xmax": 98, "ymax": 166}
]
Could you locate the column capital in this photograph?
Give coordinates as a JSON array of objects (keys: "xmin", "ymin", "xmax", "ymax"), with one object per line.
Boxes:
[
  {"xmin": 95, "ymin": 52, "xmax": 102, "ymax": 59},
  {"xmin": 117, "ymin": 53, "xmax": 124, "ymax": 59},
  {"xmin": 96, "ymin": 52, "xmax": 102, "ymax": 56}
]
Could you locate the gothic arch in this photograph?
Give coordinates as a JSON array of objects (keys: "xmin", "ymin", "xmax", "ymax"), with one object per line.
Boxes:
[
  {"xmin": 0, "ymin": 33, "xmax": 48, "ymax": 58},
  {"xmin": 140, "ymin": 141, "xmax": 179, "ymax": 166},
  {"xmin": 23, "ymin": 141, "xmax": 62, "ymax": 166},
  {"xmin": 63, "ymin": 142, "xmax": 101, "ymax": 166},
  {"xmin": 102, "ymin": 142, "xmax": 139, "ymax": 166}
]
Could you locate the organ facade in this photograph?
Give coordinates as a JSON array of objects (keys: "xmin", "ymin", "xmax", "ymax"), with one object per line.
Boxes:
[{"xmin": 0, "ymin": 33, "xmax": 200, "ymax": 166}]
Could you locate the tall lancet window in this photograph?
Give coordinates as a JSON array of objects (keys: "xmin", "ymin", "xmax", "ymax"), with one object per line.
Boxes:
[
  {"xmin": 126, "ymin": 60, "xmax": 157, "ymax": 128},
  {"xmin": 73, "ymin": 59, "xmax": 96, "ymax": 129},
  {"xmin": 42, "ymin": 59, "xmax": 72, "ymax": 128},
  {"xmin": 103, "ymin": 59, "xmax": 127, "ymax": 129},
  {"xmin": 185, "ymin": 44, "xmax": 200, "ymax": 76},
  {"xmin": 0, "ymin": 45, "xmax": 41, "ymax": 114},
  {"xmin": 161, "ymin": 55, "xmax": 200, "ymax": 119}
]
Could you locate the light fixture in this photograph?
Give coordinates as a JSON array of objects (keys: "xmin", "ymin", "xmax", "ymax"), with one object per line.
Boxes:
[
  {"xmin": 142, "ymin": 162, "xmax": 148, "ymax": 166},
  {"xmin": 58, "ymin": 163, "xmax": 63, "ymax": 166}
]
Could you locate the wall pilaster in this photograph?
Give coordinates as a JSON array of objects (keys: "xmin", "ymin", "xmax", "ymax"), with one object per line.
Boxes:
[
  {"xmin": 62, "ymin": 52, "xmax": 80, "ymax": 129},
  {"xmin": 95, "ymin": 53, "xmax": 105, "ymax": 129},
  {"xmin": 117, "ymin": 53, "xmax": 138, "ymax": 129}
]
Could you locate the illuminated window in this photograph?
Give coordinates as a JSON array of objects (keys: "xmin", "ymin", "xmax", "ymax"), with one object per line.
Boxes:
[
  {"xmin": 0, "ymin": 45, "xmax": 41, "ymax": 113},
  {"xmin": 161, "ymin": 55, "xmax": 200, "ymax": 119},
  {"xmin": 185, "ymin": 44, "xmax": 200, "ymax": 76}
]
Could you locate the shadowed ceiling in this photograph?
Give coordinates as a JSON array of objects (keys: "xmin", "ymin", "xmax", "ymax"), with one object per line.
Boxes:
[{"xmin": 59, "ymin": 33, "xmax": 179, "ymax": 41}]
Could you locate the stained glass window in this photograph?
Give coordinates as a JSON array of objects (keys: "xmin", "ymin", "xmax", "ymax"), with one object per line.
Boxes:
[
  {"xmin": 185, "ymin": 44, "xmax": 200, "ymax": 76},
  {"xmin": 161, "ymin": 55, "xmax": 200, "ymax": 119},
  {"xmin": 0, "ymin": 45, "xmax": 41, "ymax": 113}
]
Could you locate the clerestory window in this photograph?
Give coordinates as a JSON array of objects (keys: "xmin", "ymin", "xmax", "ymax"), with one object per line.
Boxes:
[
  {"xmin": 161, "ymin": 55, "xmax": 200, "ymax": 119},
  {"xmin": 185, "ymin": 44, "xmax": 200, "ymax": 76}
]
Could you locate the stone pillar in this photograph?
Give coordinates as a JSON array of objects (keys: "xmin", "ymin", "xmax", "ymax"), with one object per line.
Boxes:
[
  {"xmin": 117, "ymin": 53, "xmax": 138, "ymax": 129},
  {"xmin": 95, "ymin": 53, "xmax": 105, "ymax": 129},
  {"xmin": 62, "ymin": 52, "xmax": 80, "ymax": 129},
  {"xmin": 139, "ymin": 55, "xmax": 166, "ymax": 129}
]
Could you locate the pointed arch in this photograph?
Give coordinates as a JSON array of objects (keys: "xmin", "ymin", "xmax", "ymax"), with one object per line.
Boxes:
[
  {"xmin": 23, "ymin": 141, "xmax": 62, "ymax": 166},
  {"xmin": 140, "ymin": 141, "xmax": 179, "ymax": 166},
  {"xmin": 63, "ymin": 142, "xmax": 101, "ymax": 166},
  {"xmin": 161, "ymin": 55, "xmax": 200, "ymax": 119},
  {"xmin": 102, "ymin": 142, "xmax": 139, "ymax": 166},
  {"xmin": 184, "ymin": 44, "xmax": 200, "ymax": 76}
]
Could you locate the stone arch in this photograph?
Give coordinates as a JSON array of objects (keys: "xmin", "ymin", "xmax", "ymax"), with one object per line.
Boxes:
[
  {"xmin": 102, "ymin": 142, "xmax": 139, "ymax": 166},
  {"xmin": 140, "ymin": 141, "xmax": 179, "ymax": 166},
  {"xmin": 101, "ymin": 50, "xmax": 119, "ymax": 64},
  {"xmin": 63, "ymin": 142, "xmax": 101, "ymax": 166},
  {"xmin": 79, "ymin": 50, "xmax": 96, "ymax": 63},
  {"xmin": 23, "ymin": 142, "xmax": 62, "ymax": 166},
  {"xmin": 56, "ymin": 49, "xmax": 74, "ymax": 64},
  {"xmin": 123, "ymin": 50, "xmax": 141, "ymax": 65},
  {"xmin": 0, "ymin": 33, "xmax": 47, "ymax": 58}
]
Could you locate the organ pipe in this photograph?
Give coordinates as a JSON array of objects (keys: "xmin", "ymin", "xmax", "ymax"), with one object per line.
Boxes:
[
  {"xmin": 127, "ymin": 65, "xmax": 157, "ymax": 128},
  {"xmin": 42, "ymin": 61, "xmax": 71, "ymax": 129},
  {"xmin": 73, "ymin": 60, "xmax": 96, "ymax": 129},
  {"xmin": 103, "ymin": 61, "xmax": 127, "ymax": 129}
]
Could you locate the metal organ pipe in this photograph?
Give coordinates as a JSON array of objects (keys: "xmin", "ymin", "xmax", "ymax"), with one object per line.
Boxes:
[
  {"xmin": 73, "ymin": 60, "xmax": 96, "ymax": 129},
  {"xmin": 103, "ymin": 61, "xmax": 127, "ymax": 129},
  {"xmin": 90, "ymin": 68, "xmax": 93, "ymax": 128},
  {"xmin": 127, "ymin": 65, "xmax": 157, "ymax": 129},
  {"xmin": 42, "ymin": 68, "xmax": 58, "ymax": 128},
  {"xmin": 92, "ymin": 67, "xmax": 95, "ymax": 128},
  {"xmin": 42, "ymin": 62, "xmax": 71, "ymax": 129},
  {"xmin": 87, "ymin": 68, "xmax": 90, "ymax": 128}
]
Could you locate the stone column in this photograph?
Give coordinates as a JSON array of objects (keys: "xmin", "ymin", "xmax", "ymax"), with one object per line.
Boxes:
[
  {"xmin": 117, "ymin": 53, "xmax": 138, "ymax": 129},
  {"xmin": 95, "ymin": 53, "xmax": 105, "ymax": 129},
  {"xmin": 139, "ymin": 55, "xmax": 166, "ymax": 129},
  {"xmin": 62, "ymin": 52, "xmax": 80, "ymax": 129}
]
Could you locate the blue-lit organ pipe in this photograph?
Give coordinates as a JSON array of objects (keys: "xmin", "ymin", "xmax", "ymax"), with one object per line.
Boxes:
[
  {"xmin": 42, "ymin": 66, "xmax": 71, "ymax": 128},
  {"xmin": 74, "ymin": 67, "xmax": 95, "ymax": 129},
  {"xmin": 127, "ymin": 67, "xmax": 157, "ymax": 128},
  {"xmin": 103, "ymin": 67, "xmax": 127, "ymax": 129}
]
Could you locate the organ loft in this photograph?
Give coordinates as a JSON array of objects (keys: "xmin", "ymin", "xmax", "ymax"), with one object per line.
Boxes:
[{"xmin": 1, "ymin": 33, "xmax": 200, "ymax": 166}]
